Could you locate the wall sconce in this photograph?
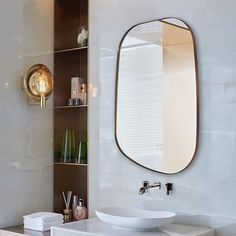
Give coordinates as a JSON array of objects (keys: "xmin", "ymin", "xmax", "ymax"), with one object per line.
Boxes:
[{"xmin": 22, "ymin": 64, "xmax": 53, "ymax": 107}]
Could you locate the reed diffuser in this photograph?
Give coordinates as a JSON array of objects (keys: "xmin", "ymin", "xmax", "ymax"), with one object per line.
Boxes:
[{"xmin": 62, "ymin": 191, "xmax": 72, "ymax": 223}]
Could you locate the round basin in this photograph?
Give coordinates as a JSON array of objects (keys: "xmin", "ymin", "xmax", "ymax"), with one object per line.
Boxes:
[{"xmin": 95, "ymin": 207, "xmax": 176, "ymax": 231}]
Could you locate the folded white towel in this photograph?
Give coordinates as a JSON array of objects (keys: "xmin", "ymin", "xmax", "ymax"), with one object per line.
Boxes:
[
  {"xmin": 24, "ymin": 218, "xmax": 63, "ymax": 225},
  {"xmin": 23, "ymin": 212, "xmax": 64, "ymax": 232},
  {"xmin": 24, "ymin": 225, "xmax": 50, "ymax": 232},
  {"xmin": 24, "ymin": 220, "xmax": 63, "ymax": 228},
  {"xmin": 23, "ymin": 212, "xmax": 63, "ymax": 223}
]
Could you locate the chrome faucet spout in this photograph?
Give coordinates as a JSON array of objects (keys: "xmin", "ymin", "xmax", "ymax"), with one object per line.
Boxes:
[
  {"xmin": 139, "ymin": 181, "xmax": 149, "ymax": 195},
  {"xmin": 139, "ymin": 187, "xmax": 146, "ymax": 195},
  {"xmin": 139, "ymin": 181, "xmax": 161, "ymax": 195}
]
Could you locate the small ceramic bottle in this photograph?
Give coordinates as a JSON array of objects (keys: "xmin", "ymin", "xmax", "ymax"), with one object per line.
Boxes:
[{"xmin": 74, "ymin": 198, "xmax": 88, "ymax": 220}]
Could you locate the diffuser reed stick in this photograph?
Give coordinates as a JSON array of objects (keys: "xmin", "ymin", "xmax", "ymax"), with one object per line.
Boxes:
[{"xmin": 62, "ymin": 191, "xmax": 72, "ymax": 209}]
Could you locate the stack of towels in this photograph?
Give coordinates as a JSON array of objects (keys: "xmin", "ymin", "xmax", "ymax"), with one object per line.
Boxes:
[{"xmin": 23, "ymin": 212, "xmax": 63, "ymax": 232}]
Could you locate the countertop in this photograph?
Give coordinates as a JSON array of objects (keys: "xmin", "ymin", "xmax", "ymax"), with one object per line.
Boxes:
[
  {"xmin": 2, "ymin": 226, "xmax": 50, "ymax": 236},
  {"xmin": 51, "ymin": 217, "xmax": 215, "ymax": 236}
]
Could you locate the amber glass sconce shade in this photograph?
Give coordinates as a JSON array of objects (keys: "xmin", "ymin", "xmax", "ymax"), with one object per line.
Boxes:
[{"xmin": 22, "ymin": 64, "xmax": 53, "ymax": 107}]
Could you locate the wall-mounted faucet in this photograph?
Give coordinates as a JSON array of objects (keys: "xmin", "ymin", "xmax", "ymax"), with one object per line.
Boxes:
[{"xmin": 139, "ymin": 181, "xmax": 161, "ymax": 195}]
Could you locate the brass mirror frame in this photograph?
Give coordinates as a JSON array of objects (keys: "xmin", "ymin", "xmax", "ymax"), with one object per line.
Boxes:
[{"xmin": 114, "ymin": 17, "xmax": 199, "ymax": 174}]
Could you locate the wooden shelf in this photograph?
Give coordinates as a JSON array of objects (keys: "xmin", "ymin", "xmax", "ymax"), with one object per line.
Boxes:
[
  {"xmin": 54, "ymin": 105, "xmax": 88, "ymax": 109},
  {"xmin": 54, "ymin": 46, "xmax": 88, "ymax": 54},
  {"xmin": 54, "ymin": 49, "xmax": 87, "ymax": 105},
  {"xmin": 54, "ymin": 162, "xmax": 87, "ymax": 167}
]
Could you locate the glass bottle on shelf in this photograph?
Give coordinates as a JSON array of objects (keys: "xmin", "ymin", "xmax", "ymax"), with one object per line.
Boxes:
[
  {"xmin": 72, "ymin": 195, "xmax": 79, "ymax": 221},
  {"xmin": 76, "ymin": 141, "xmax": 87, "ymax": 164},
  {"xmin": 74, "ymin": 198, "xmax": 88, "ymax": 221},
  {"xmin": 61, "ymin": 129, "xmax": 76, "ymax": 163}
]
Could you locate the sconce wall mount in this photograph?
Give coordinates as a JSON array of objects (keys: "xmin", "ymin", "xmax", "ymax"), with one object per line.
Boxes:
[{"xmin": 22, "ymin": 64, "xmax": 53, "ymax": 107}]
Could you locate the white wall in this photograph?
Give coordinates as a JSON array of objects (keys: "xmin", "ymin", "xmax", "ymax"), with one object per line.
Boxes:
[
  {"xmin": 0, "ymin": 0, "xmax": 53, "ymax": 227},
  {"xmin": 89, "ymin": 0, "xmax": 236, "ymax": 234}
]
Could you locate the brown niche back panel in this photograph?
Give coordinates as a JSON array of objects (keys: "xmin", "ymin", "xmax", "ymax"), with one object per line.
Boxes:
[
  {"xmin": 54, "ymin": 164, "xmax": 87, "ymax": 213},
  {"xmin": 54, "ymin": 0, "xmax": 88, "ymax": 216},
  {"xmin": 54, "ymin": 50, "xmax": 87, "ymax": 106},
  {"xmin": 54, "ymin": 0, "xmax": 88, "ymax": 51},
  {"xmin": 54, "ymin": 108, "xmax": 87, "ymax": 162}
]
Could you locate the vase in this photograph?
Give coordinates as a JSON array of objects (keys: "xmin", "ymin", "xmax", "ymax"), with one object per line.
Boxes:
[
  {"xmin": 61, "ymin": 129, "xmax": 76, "ymax": 163},
  {"xmin": 77, "ymin": 141, "xmax": 87, "ymax": 164}
]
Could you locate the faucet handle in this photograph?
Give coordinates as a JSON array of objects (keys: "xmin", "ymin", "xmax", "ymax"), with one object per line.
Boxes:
[
  {"xmin": 143, "ymin": 181, "xmax": 149, "ymax": 187},
  {"xmin": 165, "ymin": 183, "xmax": 173, "ymax": 195}
]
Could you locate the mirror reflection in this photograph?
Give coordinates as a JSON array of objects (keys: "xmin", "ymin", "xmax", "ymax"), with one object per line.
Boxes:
[{"xmin": 116, "ymin": 18, "xmax": 198, "ymax": 174}]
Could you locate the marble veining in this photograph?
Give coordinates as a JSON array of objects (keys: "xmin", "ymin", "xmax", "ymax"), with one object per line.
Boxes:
[{"xmin": 0, "ymin": 0, "xmax": 53, "ymax": 227}]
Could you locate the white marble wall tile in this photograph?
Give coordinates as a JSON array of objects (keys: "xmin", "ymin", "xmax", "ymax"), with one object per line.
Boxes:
[
  {"xmin": 224, "ymin": 83, "xmax": 236, "ymax": 103},
  {"xmin": 0, "ymin": 0, "xmax": 53, "ymax": 227}
]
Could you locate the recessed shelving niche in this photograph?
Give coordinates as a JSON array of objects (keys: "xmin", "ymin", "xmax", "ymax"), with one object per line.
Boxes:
[{"xmin": 54, "ymin": 0, "xmax": 88, "ymax": 215}]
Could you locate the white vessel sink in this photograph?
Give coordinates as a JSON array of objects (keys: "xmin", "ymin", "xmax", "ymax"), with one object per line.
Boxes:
[{"xmin": 95, "ymin": 207, "xmax": 176, "ymax": 231}]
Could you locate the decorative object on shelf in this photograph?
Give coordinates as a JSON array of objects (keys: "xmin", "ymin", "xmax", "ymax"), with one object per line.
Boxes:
[
  {"xmin": 81, "ymin": 83, "xmax": 87, "ymax": 93},
  {"xmin": 68, "ymin": 98, "xmax": 74, "ymax": 106},
  {"xmin": 68, "ymin": 98, "xmax": 81, "ymax": 106},
  {"xmin": 74, "ymin": 98, "xmax": 80, "ymax": 106},
  {"xmin": 77, "ymin": 141, "xmax": 87, "ymax": 164},
  {"xmin": 61, "ymin": 129, "xmax": 76, "ymax": 163},
  {"xmin": 63, "ymin": 209, "xmax": 72, "ymax": 223},
  {"xmin": 72, "ymin": 195, "xmax": 79, "ymax": 221},
  {"xmin": 22, "ymin": 64, "xmax": 53, "ymax": 107},
  {"xmin": 77, "ymin": 26, "xmax": 88, "ymax": 47},
  {"xmin": 77, "ymin": 83, "xmax": 87, "ymax": 105},
  {"xmin": 69, "ymin": 77, "xmax": 86, "ymax": 106},
  {"xmin": 62, "ymin": 191, "xmax": 72, "ymax": 223},
  {"xmin": 74, "ymin": 198, "xmax": 88, "ymax": 221},
  {"xmin": 71, "ymin": 77, "xmax": 83, "ymax": 99}
]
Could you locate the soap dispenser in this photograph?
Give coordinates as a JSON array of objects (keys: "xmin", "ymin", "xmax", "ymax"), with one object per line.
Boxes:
[{"xmin": 74, "ymin": 198, "xmax": 88, "ymax": 221}]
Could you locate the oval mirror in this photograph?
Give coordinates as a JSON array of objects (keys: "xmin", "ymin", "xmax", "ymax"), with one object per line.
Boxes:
[{"xmin": 115, "ymin": 18, "xmax": 198, "ymax": 174}]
